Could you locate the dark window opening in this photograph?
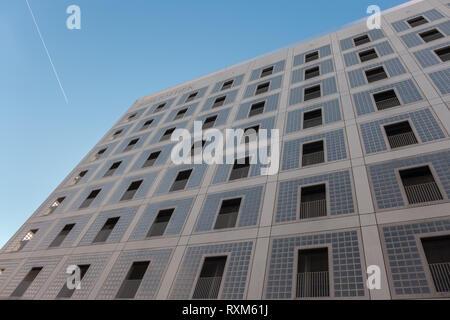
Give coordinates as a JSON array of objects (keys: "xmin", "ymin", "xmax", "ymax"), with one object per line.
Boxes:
[
  {"xmin": 121, "ymin": 180, "xmax": 143, "ymax": 201},
  {"xmin": 93, "ymin": 148, "xmax": 106, "ymax": 160},
  {"xmin": 407, "ymin": 16, "xmax": 428, "ymax": 28},
  {"xmin": 49, "ymin": 224, "xmax": 75, "ymax": 248},
  {"xmin": 141, "ymin": 119, "xmax": 154, "ymax": 130},
  {"xmin": 72, "ymin": 170, "xmax": 88, "ymax": 185},
  {"xmin": 384, "ymin": 121, "xmax": 417, "ymax": 149},
  {"xmin": 435, "ymin": 46, "xmax": 450, "ymax": 62},
  {"xmin": 373, "ymin": 89, "xmax": 400, "ymax": 110},
  {"xmin": 303, "ymin": 109, "xmax": 322, "ymax": 129},
  {"xmin": 93, "ymin": 217, "xmax": 120, "ymax": 243},
  {"xmin": 243, "ymin": 125, "xmax": 260, "ymax": 144},
  {"xmin": 11, "ymin": 267, "xmax": 43, "ymax": 297},
  {"xmin": 57, "ymin": 265, "xmax": 90, "ymax": 298},
  {"xmin": 186, "ymin": 92, "xmax": 198, "ymax": 102},
  {"xmin": 212, "ymin": 96, "xmax": 226, "ymax": 108},
  {"xmin": 170, "ymin": 169, "xmax": 193, "ymax": 192},
  {"xmin": 359, "ymin": 48, "xmax": 378, "ymax": 62},
  {"xmin": 300, "ymin": 184, "xmax": 327, "ymax": 219},
  {"xmin": 419, "ymin": 29, "xmax": 444, "ymax": 43},
  {"xmin": 302, "ymin": 141, "xmax": 324, "ymax": 166},
  {"xmin": 192, "ymin": 256, "xmax": 227, "ymax": 299},
  {"xmin": 400, "ymin": 166, "xmax": 443, "ymax": 204},
  {"xmin": 421, "ymin": 236, "xmax": 450, "ymax": 293},
  {"xmin": 304, "ymin": 66, "xmax": 320, "ymax": 80},
  {"xmin": 365, "ymin": 66, "xmax": 388, "ymax": 83},
  {"xmin": 305, "ymin": 51, "xmax": 319, "ymax": 63},
  {"xmin": 15, "ymin": 229, "xmax": 39, "ymax": 252},
  {"xmin": 304, "ymin": 85, "xmax": 321, "ymax": 101},
  {"xmin": 46, "ymin": 197, "xmax": 66, "ymax": 214},
  {"xmin": 154, "ymin": 103, "xmax": 166, "ymax": 113},
  {"xmin": 229, "ymin": 157, "xmax": 250, "ymax": 181},
  {"xmin": 214, "ymin": 198, "xmax": 241, "ymax": 230},
  {"xmin": 104, "ymin": 161, "xmax": 122, "ymax": 177},
  {"xmin": 174, "ymin": 108, "xmax": 188, "ymax": 121},
  {"xmin": 260, "ymin": 66, "xmax": 274, "ymax": 78},
  {"xmin": 221, "ymin": 80, "xmax": 234, "ymax": 90},
  {"xmin": 79, "ymin": 189, "xmax": 101, "ymax": 209},
  {"xmin": 143, "ymin": 151, "xmax": 160, "ymax": 168},
  {"xmin": 296, "ymin": 248, "xmax": 329, "ymax": 298},
  {"xmin": 112, "ymin": 129, "xmax": 123, "ymax": 138},
  {"xmin": 248, "ymin": 101, "xmax": 265, "ymax": 117},
  {"xmin": 116, "ymin": 261, "xmax": 150, "ymax": 299},
  {"xmin": 160, "ymin": 127, "xmax": 176, "ymax": 141},
  {"xmin": 354, "ymin": 34, "xmax": 370, "ymax": 46},
  {"xmin": 147, "ymin": 209, "xmax": 174, "ymax": 237},
  {"xmin": 127, "ymin": 113, "xmax": 137, "ymax": 121},
  {"xmin": 123, "ymin": 138, "xmax": 139, "ymax": 152},
  {"xmin": 255, "ymin": 82, "xmax": 270, "ymax": 95},
  {"xmin": 202, "ymin": 115, "xmax": 217, "ymax": 129}
]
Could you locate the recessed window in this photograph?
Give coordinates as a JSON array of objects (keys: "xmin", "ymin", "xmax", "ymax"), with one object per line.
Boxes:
[
  {"xmin": 399, "ymin": 166, "xmax": 443, "ymax": 204},
  {"xmin": 170, "ymin": 169, "xmax": 193, "ymax": 192},
  {"xmin": 434, "ymin": 46, "xmax": 450, "ymax": 62},
  {"xmin": 248, "ymin": 101, "xmax": 265, "ymax": 117},
  {"xmin": 297, "ymin": 248, "xmax": 329, "ymax": 298},
  {"xmin": 302, "ymin": 141, "xmax": 324, "ymax": 166},
  {"xmin": 373, "ymin": 89, "xmax": 400, "ymax": 110},
  {"xmin": 174, "ymin": 108, "xmax": 188, "ymax": 121},
  {"xmin": 116, "ymin": 261, "xmax": 150, "ymax": 299},
  {"xmin": 304, "ymin": 66, "xmax": 320, "ymax": 80},
  {"xmin": 359, "ymin": 48, "xmax": 378, "ymax": 62},
  {"xmin": 154, "ymin": 103, "xmax": 166, "ymax": 113},
  {"xmin": 46, "ymin": 197, "xmax": 66, "ymax": 215},
  {"xmin": 123, "ymin": 138, "xmax": 139, "ymax": 152},
  {"xmin": 353, "ymin": 34, "xmax": 371, "ymax": 46},
  {"xmin": 260, "ymin": 66, "xmax": 274, "ymax": 78},
  {"xmin": 229, "ymin": 157, "xmax": 250, "ymax": 181},
  {"xmin": 93, "ymin": 148, "xmax": 106, "ymax": 161},
  {"xmin": 140, "ymin": 119, "xmax": 154, "ymax": 130},
  {"xmin": 305, "ymin": 51, "xmax": 319, "ymax": 63},
  {"xmin": 299, "ymin": 184, "xmax": 327, "ymax": 219},
  {"xmin": 57, "ymin": 265, "xmax": 90, "ymax": 298},
  {"xmin": 304, "ymin": 85, "xmax": 321, "ymax": 101},
  {"xmin": 191, "ymin": 140, "xmax": 207, "ymax": 158},
  {"xmin": 104, "ymin": 161, "xmax": 121, "ymax": 177},
  {"xmin": 243, "ymin": 125, "xmax": 260, "ymax": 144},
  {"xmin": 79, "ymin": 189, "xmax": 101, "ymax": 209},
  {"xmin": 147, "ymin": 209, "xmax": 174, "ymax": 237},
  {"xmin": 0, "ymin": 269, "xmax": 4, "ymax": 275},
  {"xmin": 407, "ymin": 16, "xmax": 428, "ymax": 28},
  {"xmin": 127, "ymin": 113, "xmax": 137, "ymax": 121},
  {"xmin": 255, "ymin": 82, "xmax": 270, "ymax": 95},
  {"xmin": 384, "ymin": 121, "xmax": 418, "ymax": 149},
  {"xmin": 421, "ymin": 236, "xmax": 450, "ymax": 293},
  {"xmin": 419, "ymin": 29, "xmax": 444, "ymax": 43},
  {"xmin": 93, "ymin": 217, "xmax": 120, "ymax": 243},
  {"xmin": 14, "ymin": 229, "xmax": 39, "ymax": 252},
  {"xmin": 192, "ymin": 256, "xmax": 227, "ymax": 299},
  {"xmin": 185, "ymin": 92, "xmax": 198, "ymax": 103},
  {"xmin": 214, "ymin": 198, "xmax": 241, "ymax": 230},
  {"xmin": 303, "ymin": 109, "xmax": 322, "ymax": 129},
  {"xmin": 212, "ymin": 96, "xmax": 226, "ymax": 108},
  {"xmin": 10, "ymin": 267, "xmax": 42, "ymax": 297},
  {"xmin": 221, "ymin": 80, "xmax": 234, "ymax": 90},
  {"xmin": 72, "ymin": 170, "xmax": 87, "ymax": 185},
  {"xmin": 111, "ymin": 129, "xmax": 123, "ymax": 140},
  {"xmin": 160, "ymin": 127, "xmax": 176, "ymax": 142},
  {"xmin": 202, "ymin": 115, "xmax": 217, "ymax": 129},
  {"xmin": 143, "ymin": 151, "xmax": 160, "ymax": 168},
  {"xmin": 365, "ymin": 66, "xmax": 388, "ymax": 83},
  {"xmin": 120, "ymin": 180, "xmax": 143, "ymax": 201},
  {"xmin": 49, "ymin": 224, "xmax": 75, "ymax": 248}
]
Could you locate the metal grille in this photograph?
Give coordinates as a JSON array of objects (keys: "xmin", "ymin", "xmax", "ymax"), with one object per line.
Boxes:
[
  {"xmin": 299, "ymin": 199, "xmax": 327, "ymax": 219},
  {"xmin": 192, "ymin": 276, "xmax": 223, "ymax": 299},
  {"xmin": 429, "ymin": 262, "xmax": 450, "ymax": 293},
  {"xmin": 303, "ymin": 117, "xmax": 322, "ymax": 129},
  {"xmin": 375, "ymin": 97, "xmax": 400, "ymax": 110},
  {"xmin": 296, "ymin": 272, "xmax": 329, "ymax": 298},
  {"xmin": 302, "ymin": 151, "xmax": 324, "ymax": 166},
  {"xmin": 404, "ymin": 182, "xmax": 443, "ymax": 204},
  {"xmin": 387, "ymin": 131, "xmax": 418, "ymax": 149}
]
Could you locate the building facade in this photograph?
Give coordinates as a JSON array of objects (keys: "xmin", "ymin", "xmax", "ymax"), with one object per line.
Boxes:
[{"xmin": 1, "ymin": 0, "xmax": 450, "ymax": 300}]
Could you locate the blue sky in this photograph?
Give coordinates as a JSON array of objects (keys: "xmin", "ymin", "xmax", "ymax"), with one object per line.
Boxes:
[{"xmin": 0, "ymin": 0, "xmax": 408, "ymax": 248}]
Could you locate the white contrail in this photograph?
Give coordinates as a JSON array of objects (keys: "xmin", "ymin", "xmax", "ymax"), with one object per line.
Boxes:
[{"xmin": 25, "ymin": 0, "xmax": 68, "ymax": 104}]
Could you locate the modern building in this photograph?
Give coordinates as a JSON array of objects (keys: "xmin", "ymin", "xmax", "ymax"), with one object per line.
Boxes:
[{"xmin": 1, "ymin": 0, "xmax": 450, "ymax": 300}]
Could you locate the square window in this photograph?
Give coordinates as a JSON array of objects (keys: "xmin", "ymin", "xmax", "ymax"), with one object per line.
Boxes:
[
  {"xmin": 143, "ymin": 151, "xmax": 161, "ymax": 168},
  {"xmin": 384, "ymin": 121, "xmax": 417, "ymax": 149},
  {"xmin": 123, "ymin": 138, "xmax": 139, "ymax": 152},
  {"xmin": 104, "ymin": 161, "xmax": 121, "ymax": 177},
  {"xmin": 49, "ymin": 224, "xmax": 75, "ymax": 248},
  {"xmin": 154, "ymin": 103, "xmax": 166, "ymax": 113},
  {"xmin": 255, "ymin": 82, "xmax": 270, "ymax": 95},
  {"xmin": 214, "ymin": 198, "xmax": 242, "ymax": 229},
  {"xmin": 299, "ymin": 184, "xmax": 327, "ymax": 219},
  {"xmin": 170, "ymin": 169, "xmax": 193, "ymax": 192},
  {"xmin": 174, "ymin": 108, "xmax": 187, "ymax": 121},
  {"xmin": 302, "ymin": 141, "xmax": 324, "ymax": 166},
  {"xmin": 221, "ymin": 80, "xmax": 234, "ymax": 90},
  {"xmin": 93, "ymin": 148, "xmax": 106, "ymax": 161},
  {"xmin": 141, "ymin": 119, "xmax": 154, "ymax": 130},
  {"xmin": 407, "ymin": 16, "xmax": 428, "ymax": 28},
  {"xmin": 147, "ymin": 209, "xmax": 174, "ymax": 237},
  {"xmin": 399, "ymin": 166, "xmax": 443, "ymax": 204},
  {"xmin": 212, "ymin": 96, "xmax": 226, "ymax": 108},
  {"xmin": 192, "ymin": 256, "xmax": 227, "ymax": 299},
  {"xmin": 373, "ymin": 89, "xmax": 400, "ymax": 110},
  {"xmin": 248, "ymin": 101, "xmax": 265, "ymax": 117},
  {"xmin": 353, "ymin": 35, "xmax": 370, "ymax": 46},
  {"xmin": 304, "ymin": 66, "xmax": 320, "ymax": 80},
  {"xmin": 304, "ymin": 85, "xmax": 321, "ymax": 101},
  {"xmin": 10, "ymin": 267, "xmax": 43, "ymax": 297},
  {"xmin": 120, "ymin": 180, "xmax": 143, "ymax": 201},
  {"xmin": 79, "ymin": 189, "xmax": 101, "ymax": 209},
  {"xmin": 160, "ymin": 128, "xmax": 176, "ymax": 141},
  {"xmin": 229, "ymin": 157, "xmax": 250, "ymax": 181},
  {"xmin": 419, "ymin": 29, "xmax": 444, "ymax": 43},
  {"xmin": 260, "ymin": 66, "xmax": 274, "ymax": 78},
  {"xmin": 93, "ymin": 217, "xmax": 119, "ymax": 243},
  {"xmin": 434, "ymin": 46, "xmax": 450, "ymax": 62},
  {"xmin": 365, "ymin": 66, "xmax": 388, "ymax": 83},
  {"xmin": 305, "ymin": 51, "xmax": 319, "ymax": 63},
  {"xmin": 358, "ymin": 48, "xmax": 378, "ymax": 62},
  {"xmin": 116, "ymin": 261, "xmax": 150, "ymax": 299},
  {"xmin": 303, "ymin": 109, "xmax": 322, "ymax": 129},
  {"xmin": 46, "ymin": 197, "xmax": 66, "ymax": 215},
  {"xmin": 297, "ymin": 248, "xmax": 329, "ymax": 297},
  {"xmin": 202, "ymin": 115, "xmax": 217, "ymax": 129},
  {"xmin": 186, "ymin": 92, "xmax": 198, "ymax": 102}
]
